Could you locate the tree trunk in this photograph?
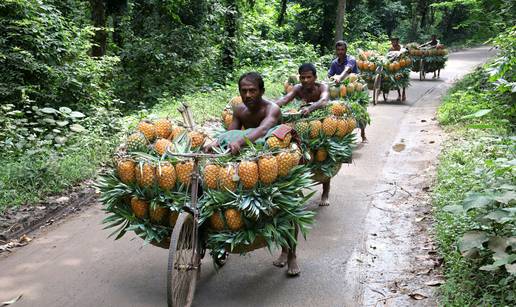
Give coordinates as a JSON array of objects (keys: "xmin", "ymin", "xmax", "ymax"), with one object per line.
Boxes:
[
  {"xmin": 90, "ymin": 0, "xmax": 107, "ymax": 57},
  {"xmin": 277, "ymin": 0, "xmax": 287, "ymax": 26},
  {"xmin": 222, "ymin": 1, "xmax": 238, "ymax": 74},
  {"xmin": 334, "ymin": 0, "xmax": 347, "ymax": 43}
]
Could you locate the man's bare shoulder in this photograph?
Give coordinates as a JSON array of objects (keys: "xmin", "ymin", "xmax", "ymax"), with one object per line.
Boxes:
[{"xmin": 264, "ymin": 99, "xmax": 281, "ymax": 114}]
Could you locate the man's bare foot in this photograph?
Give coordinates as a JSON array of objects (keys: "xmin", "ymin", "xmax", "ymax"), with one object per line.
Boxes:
[
  {"xmin": 273, "ymin": 251, "xmax": 288, "ymax": 267},
  {"xmin": 396, "ymin": 96, "xmax": 401, "ymax": 102},
  {"xmin": 287, "ymin": 256, "xmax": 300, "ymax": 277},
  {"xmin": 361, "ymin": 137, "xmax": 368, "ymax": 143},
  {"xmin": 319, "ymin": 196, "xmax": 330, "ymax": 206},
  {"xmin": 402, "ymin": 95, "xmax": 406, "ymax": 101}
]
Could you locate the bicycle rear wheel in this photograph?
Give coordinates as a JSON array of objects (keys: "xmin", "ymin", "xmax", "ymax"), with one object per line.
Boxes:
[{"xmin": 167, "ymin": 212, "xmax": 199, "ymax": 307}]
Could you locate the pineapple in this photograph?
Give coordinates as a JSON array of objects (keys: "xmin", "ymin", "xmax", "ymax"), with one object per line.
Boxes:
[
  {"xmin": 295, "ymin": 121, "xmax": 310, "ymax": 136},
  {"xmin": 135, "ymin": 162, "xmax": 156, "ymax": 188},
  {"xmin": 221, "ymin": 109, "xmax": 233, "ymax": 129},
  {"xmin": 266, "ymin": 136, "xmax": 282, "ymax": 149},
  {"xmin": 309, "ymin": 120, "xmax": 322, "ymax": 139},
  {"xmin": 169, "ymin": 211, "xmax": 179, "ymax": 227},
  {"xmin": 154, "ymin": 138, "xmax": 172, "ymax": 156},
  {"xmin": 335, "ymin": 119, "xmax": 348, "ymax": 137},
  {"xmin": 219, "ymin": 165, "xmax": 238, "ymax": 191},
  {"xmin": 150, "ymin": 204, "xmax": 169, "ymax": 225},
  {"xmin": 131, "ymin": 197, "xmax": 149, "ymax": 219},
  {"xmin": 331, "ymin": 103, "xmax": 347, "ymax": 116},
  {"xmin": 238, "ymin": 160, "xmax": 259, "ymax": 189},
  {"xmin": 258, "ymin": 155, "xmax": 278, "ymax": 184},
  {"xmin": 170, "ymin": 126, "xmax": 186, "ymax": 140},
  {"xmin": 176, "ymin": 160, "xmax": 194, "ymax": 186},
  {"xmin": 126, "ymin": 132, "xmax": 148, "ymax": 152},
  {"xmin": 347, "ymin": 118, "xmax": 357, "ymax": 134},
  {"xmin": 290, "ymin": 149, "xmax": 302, "ymax": 166},
  {"xmin": 322, "ymin": 116, "xmax": 338, "ymax": 137},
  {"xmin": 137, "ymin": 120, "xmax": 156, "ymax": 142},
  {"xmin": 203, "ymin": 164, "xmax": 220, "ymax": 189},
  {"xmin": 154, "ymin": 118, "xmax": 172, "ymax": 139},
  {"xmin": 117, "ymin": 158, "xmax": 136, "ymax": 184},
  {"xmin": 209, "ymin": 211, "xmax": 225, "ymax": 231},
  {"xmin": 157, "ymin": 162, "xmax": 176, "ymax": 190},
  {"xmin": 230, "ymin": 96, "xmax": 243, "ymax": 107},
  {"xmin": 315, "ymin": 148, "xmax": 328, "ymax": 162},
  {"xmin": 277, "ymin": 152, "xmax": 293, "ymax": 177},
  {"xmin": 224, "ymin": 208, "xmax": 244, "ymax": 231},
  {"xmin": 188, "ymin": 131, "xmax": 205, "ymax": 148}
]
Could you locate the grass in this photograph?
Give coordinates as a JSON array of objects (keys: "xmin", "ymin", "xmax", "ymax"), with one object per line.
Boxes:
[
  {"xmin": 432, "ymin": 59, "xmax": 515, "ymax": 305},
  {"xmin": 0, "ymin": 134, "xmax": 118, "ymax": 212}
]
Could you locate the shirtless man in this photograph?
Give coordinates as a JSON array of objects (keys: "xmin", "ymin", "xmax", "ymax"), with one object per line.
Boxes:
[
  {"xmin": 275, "ymin": 64, "xmax": 335, "ymax": 208},
  {"xmin": 389, "ymin": 37, "xmax": 407, "ymax": 102},
  {"xmin": 205, "ymin": 72, "xmax": 301, "ymax": 276}
]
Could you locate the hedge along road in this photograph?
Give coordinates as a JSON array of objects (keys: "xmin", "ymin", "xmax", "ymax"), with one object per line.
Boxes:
[{"xmin": 0, "ymin": 47, "xmax": 496, "ymax": 307}]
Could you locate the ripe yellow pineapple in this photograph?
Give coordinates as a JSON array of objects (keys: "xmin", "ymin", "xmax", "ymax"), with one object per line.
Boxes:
[
  {"xmin": 219, "ymin": 165, "xmax": 238, "ymax": 191},
  {"xmin": 169, "ymin": 211, "xmax": 179, "ymax": 227},
  {"xmin": 331, "ymin": 103, "xmax": 347, "ymax": 116},
  {"xmin": 131, "ymin": 197, "xmax": 149, "ymax": 219},
  {"xmin": 209, "ymin": 211, "xmax": 225, "ymax": 231},
  {"xmin": 188, "ymin": 131, "xmax": 205, "ymax": 148},
  {"xmin": 117, "ymin": 158, "xmax": 135, "ymax": 184},
  {"xmin": 221, "ymin": 109, "xmax": 233, "ymax": 129},
  {"xmin": 266, "ymin": 136, "xmax": 282, "ymax": 149},
  {"xmin": 170, "ymin": 126, "xmax": 186, "ymax": 140},
  {"xmin": 238, "ymin": 160, "xmax": 259, "ymax": 189},
  {"xmin": 347, "ymin": 118, "xmax": 357, "ymax": 134},
  {"xmin": 322, "ymin": 116, "xmax": 338, "ymax": 137},
  {"xmin": 154, "ymin": 138, "xmax": 172, "ymax": 156},
  {"xmin": 126, "ymin": 132, "xmax": 148, "ymax": 152},
  {"xmin": 137, "ymin": 120, "xmax": 156, "ymax": 142},
  {"xmin": 135, "ymin": 162, "xmax": 156, "ymax": 188},
  {"xmin": 154, "ymin": 118, "xmax": 172, "ymax": 139},
  {"xmin": 203, "ymin": 164, "xmax": 220, "ymax": 189},
  {"xmin": 277, "ymin": 152, "xmax": 293, "ymax": 177},
  {"xmin": 150, "ymin": 204, "xmax": 169, "ymax": 225},
  {"xmin": 176, "ymin": 160, "xmax": 194, "ymax": 185},
  {"xmin": 224, "ymin": 208, "xmax": 244, "ymax": 231},
  {"xmin": 315, "ymin": 148, "xmax": 328, "ymax": 162},
  {"xmin": 157, "ymin": 162, "xmax": 176, "ymax": 190},
  {"xmin": 309, "ymin": 120, "xmax": 322, "ymax": 139},
  {"xmin": 335, "ymin": 119, "xmax": 348, "ymax": 137},
  {"xmin": 290, "ymin": 149, "xmax": 302, "ymax": 167},
  {"xmin": 230, "ymin": 96, "xmax": 243, "ymax": 107},
  {"xmin": 258, "ymin": 155, "xmax": 278, "ymax": 184}
]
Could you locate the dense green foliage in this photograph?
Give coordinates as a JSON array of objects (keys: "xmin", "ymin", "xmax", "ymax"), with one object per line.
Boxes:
[{"xmin": 433, "ymin": 28, "xmax": 515, "ymax": 305}]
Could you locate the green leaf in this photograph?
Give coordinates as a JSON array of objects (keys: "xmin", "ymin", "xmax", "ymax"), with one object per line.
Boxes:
[
  {"xmin": 459, "ymin": 231, "xmax": 489, "ymax": 253},
  {"xmin": 59, "ymin": 107, "xmax": 72, "ymax": 114},
  {"xmin": 442, "ymin": 204, "xmax": 464, "ymax": 214},
  {"xmin": 495, "ymin": 191, "xmax": 516, "ymax": 205},
  {"xmin": 69, "ymin": 124, "xmax": 86, "ymax": 132},
  {"xmin": 462, "ymin": 193, "xmax": 495, "ymax": 211},
  {"xmin": 487, "ymin": 237, "xmax": 509, "ymax": 261},
  {"xmin": 506, "ymin": 263, "xmax": 516, "ymax": 275},
  {"xmin": 460, "ymin": 109, "xmax": 492, "ymax": 120},
  {"xmin": 69, "ymin": 111, "xmax": 86, "ymax": 119},
  {"xmin": 56, "ymin": 120, "xmax": 69, "ymax": 127},
  {"xmin": 480, "ymin": 209, "xmax": 514, "ymax": 224},
  {"xmin": 40, "ymin": 107, "xmax": 58, "ymax": 114}
]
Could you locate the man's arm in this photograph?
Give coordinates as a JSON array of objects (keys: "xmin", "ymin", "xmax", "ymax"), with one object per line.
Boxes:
[
  {"xmin": 327, "ymin": 61, "xmax": 336, "ymax": 78},
  {"xmin": 275, "ymin": 85, "xmax": 300, "ymax": 107},
  {"xmin": 228, "ymin": 112, "xmax": 242, "ymax": 130}
]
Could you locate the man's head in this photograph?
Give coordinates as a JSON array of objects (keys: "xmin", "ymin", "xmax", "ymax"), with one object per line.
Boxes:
[
  {"xmin": 431, "ymin": 34, "xmax": 437, "ymax": 41},
  {"xmin": 238, "ymin": 72, "xmax": 265, "ymax": 108},
  {"xmin": 335, "ymin": 40, "xmax": 348, "ymax": 59},
  {"xmin": 390, "ymin": 37, "xmax": 400, "ymax": 46},
  {"xmin": 298, "ymin": 63, "xmax": 317, "ymax": 88}
]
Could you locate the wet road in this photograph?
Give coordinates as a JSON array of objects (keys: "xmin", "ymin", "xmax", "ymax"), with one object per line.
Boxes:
[{"xmin": 0, "ymin": 47, "xmax": 496, "ymax": 307}]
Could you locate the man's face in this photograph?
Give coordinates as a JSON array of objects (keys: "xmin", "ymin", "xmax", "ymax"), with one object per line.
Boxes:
[
  {"xmin": 431, "ymin": 35, "xmax": 437, "ymax": 41},
  {"xmin": 299, "ymin": 71, "xmax": 316, "ymax": 88},
  {"xmin": 336, "ymin": 46, "xmax": 347, "ymax": 59},
  {"xmin": 239, "ymin": 78, "xmax": 263, "ymax": 108},
  {"xmin": 391, "ymin": 39, "xmax": 399, "ymax": 46}
]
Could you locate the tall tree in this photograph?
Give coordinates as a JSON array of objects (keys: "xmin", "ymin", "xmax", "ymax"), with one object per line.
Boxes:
[
  {"xmin": 222, "ymin": 0, "xmax": 239, "ymax": 74},
  {"xmin": 89, "ymin": 0, "xmax": 107, "ymax": 56},
  {"xmin": 277, "ymin": 0, "xmax": 288, "ymax": 26},
  {"xmin": 334, "ymin": 0, "xmax": 347, "ymax": 42}
]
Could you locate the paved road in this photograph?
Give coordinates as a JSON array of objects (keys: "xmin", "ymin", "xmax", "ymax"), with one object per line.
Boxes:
[{"xmin": 0, "ymin": 47, "xmax": 496, "ymax": 307}]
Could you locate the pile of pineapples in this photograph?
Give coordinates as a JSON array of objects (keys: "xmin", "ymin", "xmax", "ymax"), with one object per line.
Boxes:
[
  {"xmin": 98, "ymin": 117, "xmax": 207, "ymax": 245},
  {"xmin": 98, "ymin": 116, "xmax": 316, "ymax": 257},
  {"xmin": 199, "ymin": 130, "xmax": 316, "ymax": 258}
]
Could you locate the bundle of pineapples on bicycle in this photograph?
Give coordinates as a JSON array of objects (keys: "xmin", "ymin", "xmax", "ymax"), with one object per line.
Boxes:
[
  {"xmin": 280, "ymin": 100, "xmax": 357, "ymax": 181},
  {"xmin": 358, "ymin": 49, "xmax": 412, "ymax": 92},
  {"xmin": 198, "ymin": 127, "xmax": 316, "ymax": 260},
  {"xmin": 406, "ymin": 42, "xmax": 448, "ymax": 72},
  {"xmin": 97, "ymin": 116, "xmax": 208, "ymax": 245}
]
